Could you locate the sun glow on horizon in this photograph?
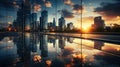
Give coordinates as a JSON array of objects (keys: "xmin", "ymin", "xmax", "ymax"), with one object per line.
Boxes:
[{"xmin": 82, "ymin": 26, "xmax": 90, "ymax": 33}]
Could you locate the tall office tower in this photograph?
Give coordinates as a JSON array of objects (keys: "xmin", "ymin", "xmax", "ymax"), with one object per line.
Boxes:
[
  {"xmin": 53, "ymin": 18, "xmax": 56, "ymax": 27},
  {"xmin": 39, "ymin": 10, "xmax": 48, "ymax": 32},
  {"xmin": 58, "ymin": 17, "xmax": 66, "ymax": 31},
  {"xmin": 94, "ymin": 16, "xmax": 105, "ymax": 29},
  {"xmin": 31, "ymin": 13, "xmax": 37, "ymax": 31},
  {"xmin": 16, "ymin": 0, "xmax": 31, "ymax": 31}
]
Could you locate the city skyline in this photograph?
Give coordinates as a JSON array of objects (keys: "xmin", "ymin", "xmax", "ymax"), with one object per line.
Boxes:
[{"xmin": 0, "ymin": 0, "xmax": 120, "ymax": 29}]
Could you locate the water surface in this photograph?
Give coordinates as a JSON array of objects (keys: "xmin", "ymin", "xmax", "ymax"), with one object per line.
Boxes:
[{"xmin": 0, "ymin": 33, "xmax": 120, "ymax": 67}]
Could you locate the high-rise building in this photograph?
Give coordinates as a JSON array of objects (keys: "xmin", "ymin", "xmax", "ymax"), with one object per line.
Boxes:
[
  {"xmin": 58, "ymin": 17, "xmax": 66, "ymax": 31},
  {"xmin": 16, "ymin": 0, "xmax": 31, "ymax": 31},
  {"xmin": 39, "ymin": 10, "xmax": 48, "ymax": 32},
  {"xmin": 53, "ymin": 18, "xmax": 56, "ymax": 28},
  {"xmin": 31, "ymin": 13, "xmax": 37, "ymax": 31},
  {"xmin": 94, "ymin": 16, "xmax": 105, "ymax": 29}
]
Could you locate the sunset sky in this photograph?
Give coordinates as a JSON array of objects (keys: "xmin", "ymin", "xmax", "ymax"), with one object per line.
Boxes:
[{"xmin": 0, "ymin": 0, "xmax": 120, "ymax": 29}]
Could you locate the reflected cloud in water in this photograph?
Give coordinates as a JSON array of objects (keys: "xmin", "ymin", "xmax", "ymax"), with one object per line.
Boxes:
[{"xmin": 0, "ymin": 33, "xmax": 120, "ymax": 67}]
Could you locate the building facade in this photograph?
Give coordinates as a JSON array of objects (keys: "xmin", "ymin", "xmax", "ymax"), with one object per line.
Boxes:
[
  {"xmin": 67, "ymin": 22, "xmax": 74, "ymax": 30},
  {"xmin": 58, "ymin": 17, "xmax": 66, "ymax": 31},
  {"xmin": 15, "ymin": 0, "xmax": 31, "ymax": 31},
  {"xmin": 94, "ymin": 16, "xmax": 105, "ymax": 28},
  {"xmin": 31, "ymin": 13, "xmax": 37, "ymax": 31},
  {"xmin": 39, "ymin": 10, "xmax": 48, "ymax": 32}
]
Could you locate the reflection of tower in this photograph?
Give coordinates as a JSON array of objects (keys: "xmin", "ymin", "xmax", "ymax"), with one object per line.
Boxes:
[
  {"xmin": 94, "ymin": 41, "xmax": 104, "ymax": 50},
  {"xmin": 16, "ymin": 33, "xmax": 31, "ymax": 67},
  {"xmin": 48, "ymin": 37, "xmax": 56, "ymax": 48},
  {"xmin": 53, "ymin": 39, "xmax": 56, "ymax": 48},
  {"xmin": 39, "ymin": 10, "xmax": 48, "ymax": 32},
  {"xmin": 67, "ymin": 37, "xmax": 74, "ymax": 43},
  {"xmin": 30, "ymin": 33, "xmax": 38, "ymax": 52},
  {"xmin": 39, "ymin": 35, "xmax": 48, "ymax": 57},
  {"xmin": 58, "ymin": 36, "xmax": 65, "ymax": 49},
  {"xmin": 59, "ymin": 17, "xmax": 66, "ymax": 31}
]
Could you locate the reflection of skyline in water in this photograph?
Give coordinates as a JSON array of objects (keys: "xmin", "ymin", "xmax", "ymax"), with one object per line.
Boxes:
[{"xmin": 0, "ymin": 33, "xmax": 120, "ymax": 67}]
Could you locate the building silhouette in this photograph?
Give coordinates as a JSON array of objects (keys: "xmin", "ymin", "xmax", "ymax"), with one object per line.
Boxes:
[
  {"xmin": 31, "ymin": 13, "xmax": 37, "ymax": 31},
  {"xmin": 53, "ymin": 18, "xmax": 56, "ymax": 31},
  {"xmin": 14, "ymin": 0, "xmax": 31, "ymax": 31},
  {"xmin": 67, "ymin": 22, "xmax": 74, "ymax": 30},
  {"xmin": 39, "ymin": 10, "xmax": 48, "ymax": 32},
  {"xmin": 92, "ymin": 16, "xmax": 105, "ymax": 31},
  {"xmin": 58, "ymin": 17, "xmax": 66, "ymax": 31}
]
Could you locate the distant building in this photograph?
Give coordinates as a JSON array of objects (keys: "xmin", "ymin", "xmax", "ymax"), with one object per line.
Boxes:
[
  {"xmin": 105, "ymin": 26, "xmax": 111, "ymax": 32},
  {"xmin": 48, "ymin": 22, "xmax": 53, "ymax": 27},
  {"xmin": 48, "ymin": 22, "xmax": 53, "ymax": 31},
  {"xmin": 91, "ymin": 16, "xmax": 105, "ymax": 31},
  {"xmin": 94, "ymin": 16, "xmax": 105, "ymax": 30},
  {"xmin": 58, "ymin": 17, "xmax": 66, "ymax": 31},
  {"xmin": 53, "ymin": 18, "xmax": 56, "ymax": 27},
  {"xmin": 52, "ymin": 18, "xmax": 56, "ymax": 31},
  {"xmin": 39, "ymin": 10, "xmax": 48, "ymax": 32},
  {"xmin": 67, "ymin": 22, "xmax": 74, "ymax": 30},
  {"xmin": 48, "ymin": 18, "xmax": 56, "ymax": 31}
]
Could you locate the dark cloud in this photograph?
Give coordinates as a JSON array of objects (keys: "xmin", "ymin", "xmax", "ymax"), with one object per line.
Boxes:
[
  {"xmin": 94, "ymin": 1, "xmax": 120, "ymax": 18},
  {"xmin": 59, "ymin": 9, "xmax": 74, "ymax": 19},
  {"xmin": 0, "ymin": 0, "xmax": 14, "ymax": 8},
  {"xmin": 0, "ymin": 0, "xmax": 21, "ymax": 11},
  {"xmin": 73, "ymin": 4, "xmax": 83, "ymax": 11},
  {"xmin": 72, "ymin": 4, "xmax": 83, "ymax": 14}
]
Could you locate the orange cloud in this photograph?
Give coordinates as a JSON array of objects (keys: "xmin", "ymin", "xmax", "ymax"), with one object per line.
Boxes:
[
  {"xmin": 64, "ymin": 0, "xmax": 74, "ymax": 6},
  {"xmin": 45, "ymin": 1, "xmax": 52, "ymax": 7},
  {"xmin": 34, "ymin": 4, "xmax": 41, "ymax": 12}
]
